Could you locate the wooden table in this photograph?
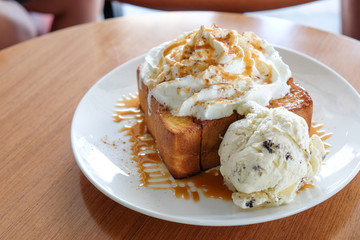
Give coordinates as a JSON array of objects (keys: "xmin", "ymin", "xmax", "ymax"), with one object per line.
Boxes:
[{"xmin": 1, "ymin": 11, "xmax": 359, "ymax": 239}]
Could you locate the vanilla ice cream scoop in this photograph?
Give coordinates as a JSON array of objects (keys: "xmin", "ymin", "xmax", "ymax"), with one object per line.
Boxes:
[{"xmin": 219, "ymin": 103, "xmax": 325, "ymax": 208}]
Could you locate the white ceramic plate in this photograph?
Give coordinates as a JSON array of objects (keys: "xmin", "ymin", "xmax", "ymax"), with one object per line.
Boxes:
[{"xmin": 71, "ymin": 47, "xmax": 360, "ymax": 226}]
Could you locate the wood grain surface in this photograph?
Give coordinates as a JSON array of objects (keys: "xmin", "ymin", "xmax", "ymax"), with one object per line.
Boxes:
[{"xmin": 0, "ymin": 12, "xmax": 359, "ymax": 240}]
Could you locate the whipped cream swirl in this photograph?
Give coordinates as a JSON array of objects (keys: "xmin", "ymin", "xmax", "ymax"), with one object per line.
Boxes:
[{"xmin": 140, "ymin": 25, "xmax": 291, "ymax": 120}]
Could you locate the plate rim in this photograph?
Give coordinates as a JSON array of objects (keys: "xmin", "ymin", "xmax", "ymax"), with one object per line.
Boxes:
[{"xmin": 71, "ymin": 46, "xmax": 360, "ymax": 226}]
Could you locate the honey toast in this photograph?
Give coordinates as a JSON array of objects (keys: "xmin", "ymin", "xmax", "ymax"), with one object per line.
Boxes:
[{"xmin": 137, "ymin": 67, "xmax": 313, "ymax": 178}]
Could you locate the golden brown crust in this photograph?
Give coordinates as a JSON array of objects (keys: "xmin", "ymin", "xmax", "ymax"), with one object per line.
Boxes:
[
  {"xmin": 269, "ymin": 78, "xmax": 313, "ymax": 128},
  {"xmin": 138, "ymin": 68, "xmax": 201, "ymax": 178},
  {"xmin": 137, "ymin": 67, "xmax": 313, "ymax": 178},
  {"xmin": 199, "ymin": 113, "xmax": 241, "ymax": 170}
]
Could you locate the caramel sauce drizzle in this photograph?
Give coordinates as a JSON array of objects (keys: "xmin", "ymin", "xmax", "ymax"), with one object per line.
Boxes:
[
  {"xmin": 114, "ymin": 94, "xmax": 332, "ymax": 201},
  {"xmin": 296, "ymin": 123, "xmax": 333, "ymax": 191},
  {"xmin": 113, "ymin": 93, "xmax": 143, "ymax": 123},
  {"xmin": 163, "ymin": 39, "xmax": 187, "ymax": 58},
  {"xmin": 157, "ymin": 27, "xmax": 273, "ymax": 86},
  {"xmin": 115, "ymin": 94, "xmax": 232, "ymax": 202},
  {"xmin": 310, "ymin": 122, "xmax": 333, "ymax": 155}
]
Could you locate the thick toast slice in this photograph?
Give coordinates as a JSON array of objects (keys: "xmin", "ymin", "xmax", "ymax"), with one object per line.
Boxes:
[
  {"xmin": 138, "ymin": 70, "xmax": 201, "ymax": 178},
  {"xmin": 269, "ymin": 78, "xmax": 313, "ymax": 128},
  {"xmin": 198, "ymin": 113, "xmax": 240, "ymax": 170},
  {"xmin": 138, "ymin": 68, "xmax": 313, "ymax": 178}
]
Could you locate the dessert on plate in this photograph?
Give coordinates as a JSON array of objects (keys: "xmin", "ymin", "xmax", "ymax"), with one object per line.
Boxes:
[
  {"xmin": 219, "ymin": 103, "xmax": 325, "ymax": 208},
  {"xmin": 136, "ymin": 25, "xmax": 325, "ymax": 208}
]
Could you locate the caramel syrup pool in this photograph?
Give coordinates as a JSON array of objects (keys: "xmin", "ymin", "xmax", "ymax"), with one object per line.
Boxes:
[{"xmin": 113, "ymin": 94, "xmax": 332, "ymax": 202}]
